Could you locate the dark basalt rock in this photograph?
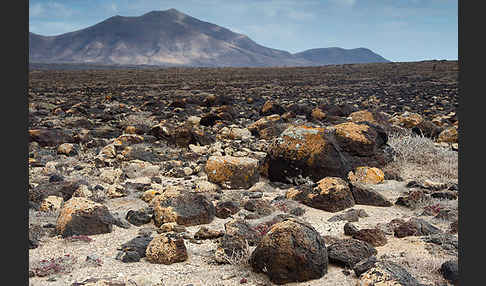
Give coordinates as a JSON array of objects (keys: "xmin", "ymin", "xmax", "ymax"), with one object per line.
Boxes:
[
  {"xmin": 327, "ymin": 238, "xmax": 377, "ymax": 268},
  {"xmin": 250, "ymin": 218, "xmax": 328, "ymax": 284}
]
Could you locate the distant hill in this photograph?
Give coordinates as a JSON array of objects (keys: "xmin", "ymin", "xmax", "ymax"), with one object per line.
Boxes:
[
  {"xmin": 294, "ymin": 47, "xmax": 390, "ymax": 65},
  {"xmin": 29, "ymin": 9, "xmax": 390, "ymax": 67}
]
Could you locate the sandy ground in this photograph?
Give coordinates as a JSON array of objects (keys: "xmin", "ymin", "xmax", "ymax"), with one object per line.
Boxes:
[{"xmin": 29, "ymin": 180, "xmax": 456, "ymax": 286}]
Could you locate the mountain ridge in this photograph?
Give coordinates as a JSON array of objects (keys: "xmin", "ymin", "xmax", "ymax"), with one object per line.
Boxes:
[{"xmin": 29, "ymin": 9, "xmax": 390, "ymax": 67}]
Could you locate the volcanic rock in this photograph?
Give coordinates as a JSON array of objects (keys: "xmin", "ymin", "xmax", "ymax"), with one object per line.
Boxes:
[
  {"xmin": 349, "ymin": 182, "xmax": 393, "ymax": 207},
  {"xmin": 249, "ymin": 218, "xmax": 328, "ymax": 284},
  {"xmin": 266, "ymin": 125, "xmax": 347, "ymax": 182},
  {"xmin": 286, "ymin": 177, "xmax": 355, "ymax": 212},
  {"xmin": 145, "ymin": 233, "xmax": 188, "ymax": 264},
  {"xmin": 151, "ymin": 191, "xmax": 215, "ymax": 227},
  {"xmin": 357, "ymin": 260, "xmax": 421, "ymax": 286},
  {"xmin": 352, "ymin": 228, "xmax": 388, "ymax": 247},
  {"xmin": 56, "ymin": 197, "xmax": 115, "ymax": 237},
  {"xmin": 205, "ymin": 156, "xmax": 260, "ymax": 189},
  {"xmin": 348, "ymin": 166, "xmax": 385, "ymax": 184},
  {"xmin": 327, "ymin": 238, "xmax": 377, "ymax": 268}
]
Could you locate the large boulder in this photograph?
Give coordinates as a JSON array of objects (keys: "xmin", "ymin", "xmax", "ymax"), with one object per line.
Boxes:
[
  {"xmin": 205, "ymin": 156, "xmax": 260, "ymax": 189},
  {"xmin": 286, "ymin": 177, "xmax": 355, "ymax": 212},
  {"xmin": 56, "ymin": 197, "xmax": 115, "ymax": 237},
  {"xmin": 265, "ymin": 123, "xmax": 391, "ymax": 183},
  {"xmin": 249, "ymin": 218, "xmax": 328, "ymax": 284},
  {"xmin": 332, "ymin": 122, "xmax": 386, "ymax": 157},
  {"xmin": 265, "ymin": 125, "xmax": 347, "ymax": 182},
  {"xmin": 151, "ymin": 191, "xmax": 215, "ymax": 227}
]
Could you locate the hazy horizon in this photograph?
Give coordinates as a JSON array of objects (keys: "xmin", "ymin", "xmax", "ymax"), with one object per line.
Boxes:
[{"xmin": 29, "ymin": 0, "xmax": 458, "ymax": 63}]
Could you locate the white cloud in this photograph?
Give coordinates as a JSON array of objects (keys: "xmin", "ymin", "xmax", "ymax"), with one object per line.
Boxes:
[
  {"xmin": 111, "ymin": 3, "xmax": 119, "ymax": 13},
  {"xmin": 29, "ymin": 2, "xmax": 74, "ymax": 19}
]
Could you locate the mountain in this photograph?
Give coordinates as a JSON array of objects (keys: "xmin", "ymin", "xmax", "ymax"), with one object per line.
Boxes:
[
  {"xmin": 29, "ymin": 9, "xmax": 390, "ymax": 67},
  {"xmin": 294, "ymin": 47, "xmax": 390, "ymax": 65}
]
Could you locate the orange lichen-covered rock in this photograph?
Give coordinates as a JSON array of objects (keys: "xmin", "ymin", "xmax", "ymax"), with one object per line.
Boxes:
[
  {"xmin": 261, "ymin": 100, "xmax": 286, "ymax": 116},
  {"xmin": 311, "ymin": 108, "xmax": 327, "ymax": 121},
  {"xmin": 56, "ymin": 197, "xmax": 114, "ymax": 237},
  {"xmin": 39, "ymin": 195, "xmax": 64, "ymax": 212},
  {"xmin": 57, "ymin": 143, "xmax": 76, "ymax": 156},
  {"xmin": 389, "ymin": 112, "xmax": 423, "ymax": 128},
  {"xmin": 437, "ymin": 126, "xmax": 458, "ymax": 143},
  {"xmin": 145, "ymin": 233, "xmax": 188, "ymax": 264},
  {"xmin": 113, "ymin": 134, "xmax": 144, "ymax": 146},
  {"xmin": 348, "ymin": 167, "xmax": 385, "ymax": 185},
  {"xmin": 266, "ymin": 125, "xmax": 347, "ymax": 181},
  {"xmin": 290, "ymin": 177, "xmax": 355, "ymax": 212},
  {"xmin": 247, "ymin": 114, "xmax": 287, "ymax": 140},
  {"xmin": 333, "ymin": 122, "xmax": 383, "ymax": 156},
  {"xmin": 314, "ymin": 180, "xmax": 354, "ymax": 211},
  {"xmin": 124, "ymin": 125, "xmax": 137, "ymax": 134},
  {"xmin": 350, "ymin": 110, "xmax": 376, "ymax": 124},
  {"xmin": 205, "ymin": 156, "xmax": 260, "ymax": 189}
]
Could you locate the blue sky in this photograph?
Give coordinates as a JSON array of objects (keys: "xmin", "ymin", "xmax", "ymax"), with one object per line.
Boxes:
[{"xmin": 29, "ymin": 0, "xmax": 458, "ymax": 62}]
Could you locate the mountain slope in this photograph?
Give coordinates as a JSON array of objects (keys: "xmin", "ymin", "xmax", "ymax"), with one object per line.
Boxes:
[
  {"xmin": 29, "ymin": 9, "xmax": 389, "ymax": 67},
  {"xmin": 294, "ymin": 47, "xmax": 390, "ymax": 65}
]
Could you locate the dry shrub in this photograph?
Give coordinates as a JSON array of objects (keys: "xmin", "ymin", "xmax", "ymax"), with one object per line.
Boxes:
[
  {"xmin": 392, "ymin": 251, "xmax": 451, "ymax": 284},
  {"xmin": 385, "ymin": 130, "xmax": 458, "ymax": 184},
  {"xmin": 219, "ymin": 239, "xmax": 251, "ymax": 267}
]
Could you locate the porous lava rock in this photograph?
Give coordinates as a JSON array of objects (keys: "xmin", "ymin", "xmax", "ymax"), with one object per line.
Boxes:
[
  {"xmin": 327, "ymin": 238, "xmax": 377, "ymax": 268},
  {"xmin": 151, "ymin": 192, "xmax": 215, "ymax": 227},
  {"xmin": 249, "ymin": 218, "xmax": 328, "ymax": 284},
  {"xmin": 265, "ymin": 125, "xmax": 347, "ymax": 182},
  {"xmin": 357, "ymin": 260, "xmax": 421, "ymax": 286},
  {"xmin": 348, "ymin": 166, "xmax": 385, "ymax": 185},
  {"xmin": 56, "ymin": 197, "xmax": 115, "ymax": 237},
  {"xmin": 286, "ymin": 177, "xmax": 355, "ymax": 212},
  {"xmin": 205, "ymin": 156, "xmax": 260, "ymax": 189},
  {"xmin": 145, "ymin": 233, "xmax": 188, "ymax": 264}
]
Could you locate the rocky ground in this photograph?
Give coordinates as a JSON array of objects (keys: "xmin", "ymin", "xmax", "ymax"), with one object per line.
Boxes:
[{"xmin": 28, "ymin": 60, "xmax": 459, "ymax": 286}]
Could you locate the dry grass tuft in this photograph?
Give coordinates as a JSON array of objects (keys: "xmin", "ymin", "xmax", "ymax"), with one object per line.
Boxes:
[
  {"xmin": 392, "ymin": 251, "xmax": 450, "ymax": 284},
  {"xmin": 385, "ymin": 131, "xmax": 458, "ymax": 184},
  {"xmin": 219, "ymin": 240, "xmax": 252, "ymax": 267}
]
